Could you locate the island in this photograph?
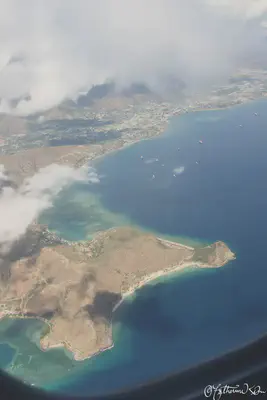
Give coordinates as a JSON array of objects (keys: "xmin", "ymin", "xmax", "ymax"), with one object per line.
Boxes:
[{"xmin": 0, "ymin": 224, "xmax": 235, "ymax": 361}]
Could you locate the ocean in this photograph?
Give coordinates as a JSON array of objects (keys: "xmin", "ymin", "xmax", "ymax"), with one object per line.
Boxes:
[{"xmin": 2, "ymin": 98, "xmax": 267, "ymax": 395}]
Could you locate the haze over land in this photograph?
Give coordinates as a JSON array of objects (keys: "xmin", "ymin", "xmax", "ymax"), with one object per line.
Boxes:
[{"xmin": 0, "ymin": 0, "xmax": 267, "ymax": 114}]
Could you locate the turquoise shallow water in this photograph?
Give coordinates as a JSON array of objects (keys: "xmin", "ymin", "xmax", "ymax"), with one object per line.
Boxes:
[{"xmin": 2, "ymin": 98, "xmax": 267, "ymax": 395}]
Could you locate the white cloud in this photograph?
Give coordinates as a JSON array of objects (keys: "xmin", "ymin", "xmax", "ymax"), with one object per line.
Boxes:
[
  {"xmin": 0, "ymin": 164, "xmax": 8, "ymax": 181},
  {"xmin": 0, "ymin": 163, "xmax": 99, "ymax": 251},
  {"xmin": 0, "ymin": 0, "xmax": 266, "ymax": 115},
  {"xmin": 173, "ymin": 166, "xmax": 185, "ymax": 175}
]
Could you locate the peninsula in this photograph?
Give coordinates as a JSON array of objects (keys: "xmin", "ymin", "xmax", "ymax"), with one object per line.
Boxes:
[{"xmin": 0, "ymin": 225, "xmax": 235, "ymax": 361}]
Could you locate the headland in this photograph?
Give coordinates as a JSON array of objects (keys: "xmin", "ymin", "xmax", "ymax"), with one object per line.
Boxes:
[{"xmin": 0, "ymin": 225, "xmax": 235, "ymax": 361}]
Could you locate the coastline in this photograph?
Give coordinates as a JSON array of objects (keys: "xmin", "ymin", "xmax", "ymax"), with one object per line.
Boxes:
[
  {"xmin": 80, "ymin": 105, "xmax": 235, "ymax": 169},
  {"xmin": 39, "ymin": 261, "xmax": 198, "ymax": 362},
  {"xmin": 90, "ymin": 125, "xmax": 168, "ymax": 166},
  {"xmin": 85, "ymin": 98, "xmax": 255, "ymax": 167},
  {"xmin": 39, "ymin": 261, "xmax": 227, "ymax": 362},
  {"xmin": 39, "ymin": 330, "xmax": 115, "ymax": 362},
  {"xmin": 34, "ymin": 235, "xmax": 200, "ymax": 361},
  {"xmin": 0, "ymin": 99, "xmax": 241, "ymax": 365},
  {"xmin": 0, "ymin": 237, "xmax": 235, "ymax": 363},
  {"xmin": 191, "ymin": 107, "xmax": 228, "ymax": 113},
  {"xmin": 0, "ymin": 312, "xmax": 52, "ymax": 329},
  {"xmin": 156, "ymin": 237, "xmax": 195, "ymax": 251},
  {"xmin": 90, "ymin": 240, "xmax": 235, "ymax": 362},
  {"xmin": 118, "ymin": 252, "xmax": 236, "ymax": 307}
]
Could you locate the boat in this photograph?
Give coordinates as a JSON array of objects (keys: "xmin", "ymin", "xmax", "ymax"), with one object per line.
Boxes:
[
  {"xmin": 178, "ymin": 148, "xmax": 180, "ymax": 151},
  {"xmin": 199, "ymin": 140, "xmax": 203, "ymax": 144},
  {"xmin": 152, "ymin": 174, "xmax": 155, "ymax": 179},
  {"xmin": 140, "ymin": 156, "xmax": 144, "ymax": 159}
]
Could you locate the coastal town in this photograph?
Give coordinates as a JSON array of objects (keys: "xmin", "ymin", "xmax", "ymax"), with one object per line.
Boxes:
[{"xmin": 0, "ymin": 67, "xmax": 267, "ymax": 160}]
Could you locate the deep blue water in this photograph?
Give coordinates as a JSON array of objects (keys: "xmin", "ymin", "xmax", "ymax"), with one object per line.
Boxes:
[
  {"xmin": 0, "ymin": 343, "xmax": 15, "ymax": 369},
  {"xmin": 51, "ymin": 98, "xmax": 267, "ymax": 396}
]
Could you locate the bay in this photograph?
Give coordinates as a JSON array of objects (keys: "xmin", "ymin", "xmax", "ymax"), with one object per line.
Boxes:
[{"xmin": 3, "ymin": 98, "xmax": 267, "ymax": 396}]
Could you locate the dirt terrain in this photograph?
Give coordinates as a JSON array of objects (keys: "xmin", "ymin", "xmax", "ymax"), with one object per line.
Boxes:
[{"xmin": 0, "ymin": 225, "xmax": 235, "ymax": 360}]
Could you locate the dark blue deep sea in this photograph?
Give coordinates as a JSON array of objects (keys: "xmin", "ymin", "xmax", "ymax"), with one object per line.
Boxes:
[{"xmin": 2, "ymin": 99, "xmax": 267, "ymax": 396}]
